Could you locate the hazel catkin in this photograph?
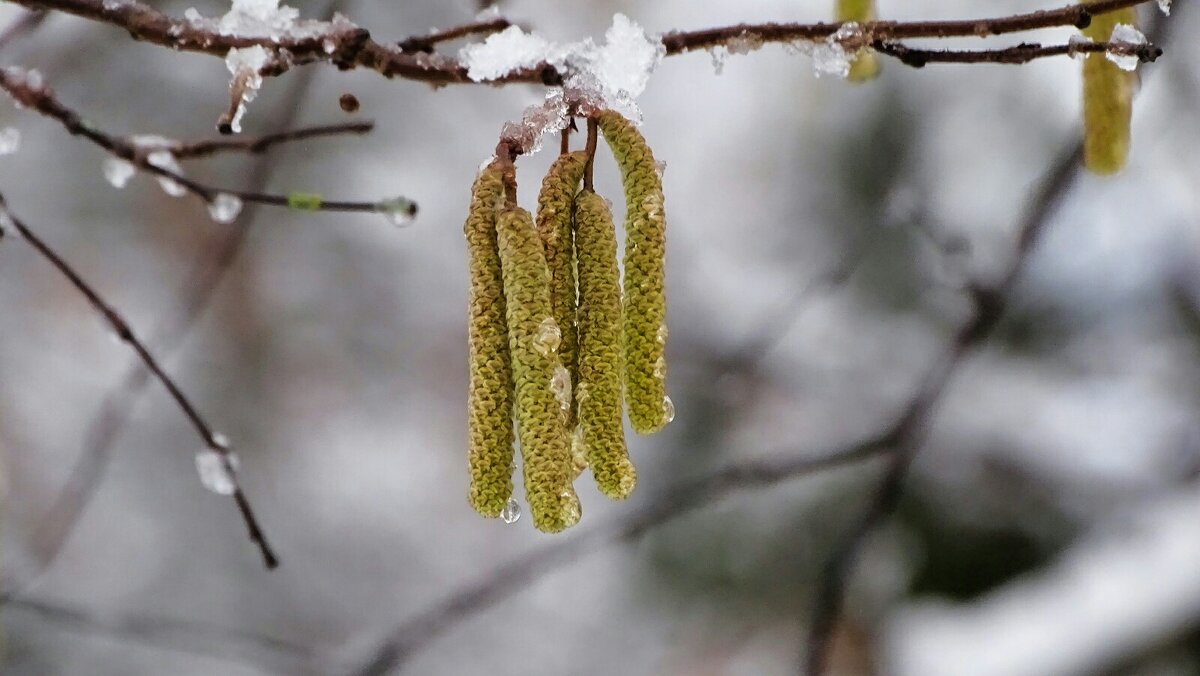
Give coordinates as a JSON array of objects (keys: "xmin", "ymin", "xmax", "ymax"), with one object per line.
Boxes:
[
  {"xmin": 596, "ymin": 110, "xmax": 671, "ymax": 435},
  {"xmin": 464, "ymin": 164, "xmax": 515, "ymax": 518},
  {"xmin": 574, "ymin": 190, "xmax": 636, "ymax": 499},
  {"xmin": 535, "ymin": 151, "xmax": 588, "ymax": 423},
  {"xmin": 1080, "ymin": 4, "xmax": 1136, "ymax": 175},
  {"xmin": 496, "ymin": 206, "xmax": 582, "ymax": 532}
]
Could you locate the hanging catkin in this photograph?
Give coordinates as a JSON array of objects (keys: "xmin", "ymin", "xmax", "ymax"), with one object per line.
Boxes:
[
  {"xmin": 1081, "ymin": 3, "xmax": 1136, "ymax": 175},
  {"xmin": 464, "ymin": 164, "xmax": 515, "ymax": 518},
  {"xmin": 596, "ymin": 110, "xmax": 671, "ymax": 435},
  {"xmin": 535, "ymin": 151, "xmax": 588, "ymax": 424},
  {"xmin": 574, "ymin": 190, "xmax": 637, "ymax": 499},
  {"xmin": 496, "ymin": 206, "xmax": 583, "ymax": 532},
  {"xmin": 837, "ymin": 0, "xmax": 880, "ymax": 82}
]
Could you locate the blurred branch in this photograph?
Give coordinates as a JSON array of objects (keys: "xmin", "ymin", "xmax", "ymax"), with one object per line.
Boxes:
[
  {"xmin": 7, "ymin": 596, "xmax": 319, "ymax": 672},
  {"xmin": 171, "ymin": 121, "xmax": 375, "ymax": 159},
  {"xmin": 343, "ymin": 442, "xmax": 889, "ymax": 676},
  {"xmin": 0, "ymin": 7, "xmax": 46, "ymax": 49},
  {"xmin": 0, "ymin": 69, "xmax": 414, "ymax": 218},
  {"xmin": 3, "ymin": 0, "xmax": 1162, "ymax": 87},
  {"xmin": 872, "ymin": 39, "xmax": 1160, "ymax": 67},
  {"xmin": 0, "ymin": 194, "xmax": 279, "ymax": 569}
]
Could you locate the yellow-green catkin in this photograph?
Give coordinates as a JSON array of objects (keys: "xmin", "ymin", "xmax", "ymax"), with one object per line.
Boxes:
[
  {"xmin": 496, "ymin": 207, "xmax": 582, "ymax": 532},
  {"xmin": 574, "ymin": 191, "xmax": 637, "ymax": 499},
  {"xmin": 1081, "ymin": 4, "xmax": 1136, "ymax": 175},
  {"xmin": 596, "ymin": 110, "xmax": 671, "ymax": 435},
  {"xmin": 837, "ymin": 0, "xmax": 880, "ymax": 82},
  {"xmin": 465, "ymin": 164, "xmax": 516, "ymax": 518},
  {"xmin": 535, "ymin": 151, "xmax": 588, "ymax": 423}
]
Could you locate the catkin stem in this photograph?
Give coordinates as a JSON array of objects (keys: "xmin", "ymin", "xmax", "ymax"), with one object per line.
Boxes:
[
  {"xmin": 837, "ymin": 0, "xmax": 881, "ymax": 81},
  {"xmin": 1080, "ymin": 3, "xmax": 1136, "ymax": 175}
]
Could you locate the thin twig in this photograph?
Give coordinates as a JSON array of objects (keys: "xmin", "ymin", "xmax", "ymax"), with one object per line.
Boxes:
[
  {"xmin": 7, "ymin": 596, "xmax": 320, "ymax": 672},
  {"xmin": 873, "ymin": 39, "xmax": 1161, "ymax": 67},
  {"xmin": 172, "ymin": 121, "xmax": 374, "ymax": 159},
  {"xmin": 343, "ymin": 441, "xmax": 890, "ymax": 676},
  {"xmin": 0, "ymin": 194, "xmax": 279, "ymax": 569},
  {"xmin": 0, "ymin": 68, "xmax": 406, "ymax": 216},
  {"xmin": 582, "ymin": 117, "xmax": 597, "ymax": 192},
  {"xmin": 397, "ymin": 17, "xmax": 511, "ymax": 53},
  {"xmin": 0, "ymin": 7, "xmax": 47, "ymax": 50},
  {"xmin": 4, "ymin": 0, "xmax": 1160, "ymax": 85}
]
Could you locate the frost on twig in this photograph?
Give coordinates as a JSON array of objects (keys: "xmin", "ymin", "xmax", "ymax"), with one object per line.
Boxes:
[{"xmin": 461, "ymin": 14, "xmax": 665, "ymax": 125}]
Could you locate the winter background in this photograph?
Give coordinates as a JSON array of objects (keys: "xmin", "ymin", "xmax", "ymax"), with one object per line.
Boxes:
[{"xmin": 1, "ymin": 0, "xmax": 1199, "ymax": 674}]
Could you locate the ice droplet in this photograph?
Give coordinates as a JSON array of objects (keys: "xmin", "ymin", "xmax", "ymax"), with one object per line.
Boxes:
[
  {"xmin": 570, "ymin": 425, "xmax": 587, "ymax": 475},
  {"xmin": 653, "ymin": 356, "xmax": 666, "ymax": 380},
  {"xmin": 207, "ymin": 192, "xmax": 244, "ymax": 223},
  {"xmin": 661, "ymin": 395, "xmax": 675, "ymax": 424},
  {"xmin": 654, "ymin": 160, "xmax": 667, "ymax": 179},
  {"xmin": 1106, "ymin": 24, "xmax": 1146, "ymax": 72},
  {"xmin": 0, "ymin": 127, "xmax": 20, "ymax": 155},
  {"xmin": 1068, "ymin": 34, "xmax": 1092, "ymax": 61},
  {"xmin": 560, "ymin": 490, "xmax": 582, "ymax": 527},
  {"xmin": 551, "ymin": 364, "xmax": 572, "ymax": 411},
  {"xmin": 500, "ymin": 496, "xmax": 521, "ymax": 524},
  {"xmin": 1158, "ymin": 0, "xmax": 1171, "ymax": 15},
  {"xmin": 376, "ymin": 196, "xmax": 417, "ymax": 227},
  {"xmin": 146, "ymin": 150, "xmax": 187, "ymax": 197},
  {"xmin": 103, "ymin": 158, "xmax": 136, "ymax": 188},
  {"xmin": 195, "ymin": 447, "xmax": 239, "ymax": 495},
  {"xmin": 656, "ymin": 324, "xmax": 668, "ymax": 345},
  {"xmin": 533, "ymin": 317, "xmax": 562, "ymax": 356},
  {"xmin": 811, "ymin": 23, "xmax": 861, "ymax": 79}
]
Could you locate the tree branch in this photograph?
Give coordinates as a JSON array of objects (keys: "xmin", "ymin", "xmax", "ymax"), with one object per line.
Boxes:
[
  {"xmin": 873, "ymin": 39, "xmax": 1161, "ymax": 68},
  {"xmin": 171, "ymin": 121, "xmax": 375, "ymax": 159},
  {"xmin": 0, "ymin": 194, "xmax": 279, "ymax": 569},
  {"xmin": 3, "ymin": 0, "xmax": 1160, "ymax": 87},
  {"xmin": 0, "ymin": 68, "xmax": 413, "ymax": 218},
  {"xmin": 397, "ymin": 17, "xmax": 511, "ymax": 54}
]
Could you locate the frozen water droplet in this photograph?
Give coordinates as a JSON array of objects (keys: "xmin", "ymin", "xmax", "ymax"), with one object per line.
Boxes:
[
  {"xmin": 661, "ymin": 395, "xmax": 675, "ymax": 424},
  {"xmin": 146, "ymin": 150, "xmax": 187, "ymax": 197},
  {"xmin": 1106, "ymin": 24, "xmax": 1146, "ymax": 71},
  {"xmin": 103, "ymin": 158, "xmax": 136, "ymax": 188},
  {"xmin": 550, "ymin": 364, "xmax": 571, "ymax": 411},
  {"xmin": 560, "ymin": 490, "xmax": 581, "ymax": 527},
  {"xmin": 212, "ymin": 432, "xmax": 230, "ymax": 449},
  {"xmin": 811, "ymin": 23, "xmax": 860, "ymax": 78},
  {"xmin": 656, "ymin": 324, "xmax": 668, "ymax": 345},
  {"xmin": 195, "ymin": 447, "xmax": 239, "ymax": 495},
  {"xmin": 570, "ymin": 425, "xmax": 587, "ymax": 475},
  {"xmin": 653, "ymin": 356, "xmax": 666, "ymax": 380},
  {"xmin": 654, "ymin": 160, "xmax": 667, "ymax": 178},
  {"xmin": 500, "ymin": 497, "xmax": 521, "ymax": 524},
  {"xmin": 1158, "ymin": 0, "xmax": 1171, "ymax": 15},
  {"xmin": 1068, "ymin": 34, "xmax": 1092, "ymax": 61},
  {"xmin": 709, "ymin": 46, "xmax": 728, "ymax": 75},
  {"xmin": 377, "ymin": 196, "xmax": 417, "ymax": 227},
  {"xmin": 533, "ymin": 317, "xmax": 561, "ymax": 356},
  {"xmin": 207, "ymin": 192, "xmax": 244, "ymax": 223},
  {"xmin": 0, "ymin": 127, "xmax": 20, "ymax": 155}
]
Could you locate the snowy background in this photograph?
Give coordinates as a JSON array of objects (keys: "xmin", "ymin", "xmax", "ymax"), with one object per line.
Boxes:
[{"xmin": 2, "ymin": 0, "xmax": 1200, "ymax": 674}]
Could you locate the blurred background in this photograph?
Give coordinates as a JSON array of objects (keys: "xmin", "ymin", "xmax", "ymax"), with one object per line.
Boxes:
[{"xmin": 1, "ymin": 0, "xmax": 1199, "ymax": 674}]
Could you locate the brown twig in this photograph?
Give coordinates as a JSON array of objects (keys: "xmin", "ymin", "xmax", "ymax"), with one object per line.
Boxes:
[
  {"xmin": 172, "ymin": 121, "xmax": 375, "ymax": 159},
  {"xmin": 5, "ymin": 0, "xmax": 1160, "ymax": 86},
  {"xmin": 873, "ymin": 39, "xmax": 1162, "ymax": 67},
  {"xmin": 582, "ymin": 116, "xmax": 598, "ymax": 192},
  {"xmin": 397, "ymin": 17, "xmax": 511, "ymax": 53},
  {"xmin": 0, "ymin": 193, "xmax": 279, "ymax": 569},
  {"xmin": 0, "ymin": 7, "xmax": 47, "ymax": 50},
  {"xmin": 0, "ymin": 68, "xmax": 407, "ymax": 216}
]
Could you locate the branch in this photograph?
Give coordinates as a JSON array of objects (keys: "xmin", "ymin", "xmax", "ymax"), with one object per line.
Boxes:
[
  {"xmin": 171, "ymin": 121, "xmax": 375, "ymax": 159},
  {"xmin": 344, "ymin": 441, "xmax": 889, "ymax": 676},
  {"xmin": 6, "ymin": 595, "xmax": 319, "ymax": 671},
  {"xmin": 4, "ymin": 0, "xmax": 1160, "ymax": 86},
  {"xmin": 0, "ymin": 7, "xmax": 46, "ymax": 50},
  {"xmin": 873, "ymin": 39, "xmax": 1161, "ymax": 68},
  {"xmin": 397, "ymin": 17, "xmax": 511, "ymax": 54},
  {"xmin": 0, "ymin": 68, "xmax": 415, "ymax": 219},
  {"xmin": 0, "ymin": 194, "xmax": 279, "ymax": 568}
]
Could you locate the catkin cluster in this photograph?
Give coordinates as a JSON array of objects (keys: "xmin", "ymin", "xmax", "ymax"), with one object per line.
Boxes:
[{"xmin": 464, "ymin": 110, "xmax": 672, "ymax": 531}]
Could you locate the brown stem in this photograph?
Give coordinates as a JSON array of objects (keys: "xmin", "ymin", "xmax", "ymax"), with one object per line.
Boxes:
[
  {"xmin": 397, "ymin": 17, "xmax": 511, "ymax": 53},
  {"xmin": 583, "ymin": 117, "xmax": 598, "ymax": 192}
]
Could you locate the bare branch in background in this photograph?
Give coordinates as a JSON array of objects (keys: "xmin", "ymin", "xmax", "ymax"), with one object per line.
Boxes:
[
  {"xmin": 0, "ymin": 7, "xmax": 45, "ymax": 50},
  {"xmin": 397, "ymin": 17, "xmax": 512, "ymax": 54},
  {"xmin": 0, "ymin": 194, "xmax": 280, "ymax": 569},
  {"xmin": 171, "ymin": 121, "xmax": 375, "ymax": 159}
]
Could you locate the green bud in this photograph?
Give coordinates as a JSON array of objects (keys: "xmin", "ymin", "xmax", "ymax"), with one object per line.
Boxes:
[{"xmin": 287, "ymin": 192, "xmax": 323, "ymax": 211}]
